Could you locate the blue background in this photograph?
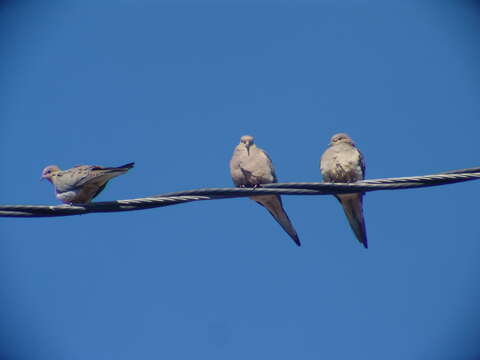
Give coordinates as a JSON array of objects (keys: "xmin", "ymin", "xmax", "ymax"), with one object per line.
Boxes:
[{"xmin": 1, "ymin": 1, "xmax": 480, "ymax": 359}]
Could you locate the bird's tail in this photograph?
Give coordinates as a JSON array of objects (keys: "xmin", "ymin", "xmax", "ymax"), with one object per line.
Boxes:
[
  {"xmin": 337, "ymin": 193, "xmax": 368, "ymax": 248},
  {"xmin": 116, "ymin": 162, "xmax": 135, "ymax": 170},
  {"xmin": 95, "ymin": 162, "xmax": 135, "ymax": 173},
  {"xmin": 251, "ymin": 194, "xmax": 301, "ymax": 246}
]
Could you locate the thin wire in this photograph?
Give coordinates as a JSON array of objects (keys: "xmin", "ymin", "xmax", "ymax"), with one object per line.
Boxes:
[{"xmin": 1, "ymin": 167, "xmax": 479, "ymax": 218}]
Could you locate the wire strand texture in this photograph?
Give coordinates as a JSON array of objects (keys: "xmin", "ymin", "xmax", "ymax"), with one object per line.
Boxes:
[{"xmin": 1, "ymin": 167, "xmax": 480, "ymax": 218}]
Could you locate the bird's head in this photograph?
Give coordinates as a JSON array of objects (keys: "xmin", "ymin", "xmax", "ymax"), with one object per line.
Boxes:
[
  {"xmin": 41, "ymin": 165, "xmax": 61, "ymax": 182},
  {"xmin": 240, "ymin": 135, "xmax": 254, "ymax": 154},
  {"xmin": 330, "ymin": 133, "xmax": 354, "ymax": 146}
]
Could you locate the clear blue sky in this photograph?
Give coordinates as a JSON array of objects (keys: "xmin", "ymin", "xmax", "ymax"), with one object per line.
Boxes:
[{"xmin": 1, "ymin": 1, "xmax": 480, "ymax": 359}]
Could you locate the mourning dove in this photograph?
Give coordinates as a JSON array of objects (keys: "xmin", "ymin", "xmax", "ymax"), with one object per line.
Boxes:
[
  {"xmin": 41, "ymin": 162, "xmax": 134, "ymax": 204},
  {"xmin": 320, "ymin": 133, "xmax": 368, "ymax": 248},
  {"xmin": 230, "ymin": 135, "xmax": 300, "ymax": 246}
]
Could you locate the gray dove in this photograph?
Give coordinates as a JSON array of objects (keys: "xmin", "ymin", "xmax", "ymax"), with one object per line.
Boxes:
[
  {"xmin": 320, "ymin": 133, "xmax": 368, "ymax": 248},
  {"xmin": 41, "ymin": 162, "xmax": 134, "ymax": 204},
  {"xmin": 230, "ymin": 135, "xmax": 300, "ymax": 246}
]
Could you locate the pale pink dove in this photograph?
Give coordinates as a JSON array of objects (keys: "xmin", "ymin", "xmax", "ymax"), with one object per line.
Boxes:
[
  {"xmin": 41, "ymin": 162, "xmax": 134, "ymax": 204},
  {"xmin": 230, "ymin": 135, "xmax": 300, "ymax": 246},
  {"xmin": 320, "ymin": 133, "xmax": 368, "ymax": 248}
]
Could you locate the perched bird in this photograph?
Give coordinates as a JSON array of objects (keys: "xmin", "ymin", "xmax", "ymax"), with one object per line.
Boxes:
[
  {"xmin": 41, "ymin": 162, "xmax": 134, "ymax": 204},
  {"xmin": 230, "ymin": 135, "xmax": 300, "ymax": 246},
  {"xmin": 320, "ymin": 133, "xmax": 368, "ymax": 248}
]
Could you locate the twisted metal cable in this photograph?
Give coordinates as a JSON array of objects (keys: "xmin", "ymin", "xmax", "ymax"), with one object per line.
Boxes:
[{"xmin": 1, "ymin": 167, "xmax": 479, "ymax": 218}]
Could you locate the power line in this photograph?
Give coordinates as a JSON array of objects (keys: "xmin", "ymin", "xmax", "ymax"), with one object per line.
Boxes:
[{"xmin": 1, "ymin": 167, "xmax": 479, "ymax": 218}]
